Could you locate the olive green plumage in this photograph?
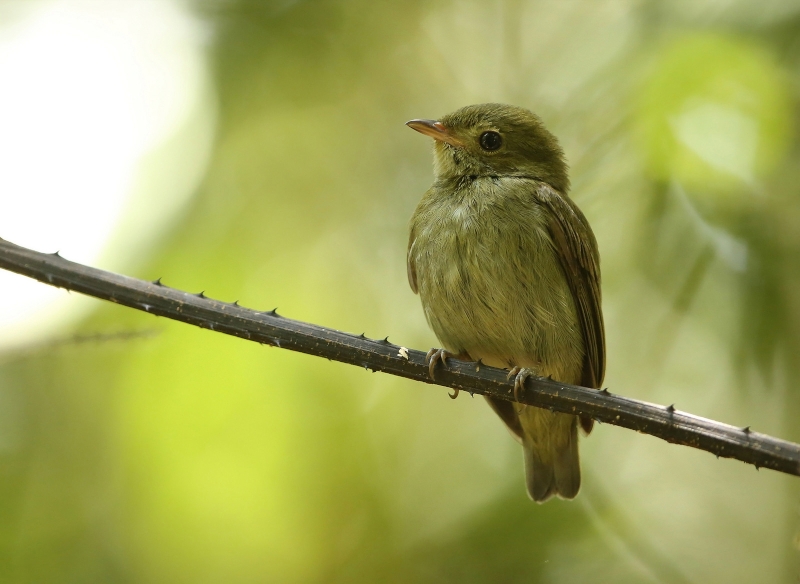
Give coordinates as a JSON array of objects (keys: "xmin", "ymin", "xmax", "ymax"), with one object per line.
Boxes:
[{"xmin": 406, "ymin": 103, "xmax": 605, "ymax": 502}]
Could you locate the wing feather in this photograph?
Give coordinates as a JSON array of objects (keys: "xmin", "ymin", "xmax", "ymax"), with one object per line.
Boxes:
[
  {"xmin": 407, "ymin": 231, "xmax": 418, "ymax": 294},
  {"xmin": 536, "ymin": 183, "xmax": 605, "ymax": 432}
]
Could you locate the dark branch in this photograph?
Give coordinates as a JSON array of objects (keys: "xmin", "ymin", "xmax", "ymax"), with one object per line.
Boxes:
[{"xmin": 0, "ymin": 237, "xmax": 798, "ymax": 477}]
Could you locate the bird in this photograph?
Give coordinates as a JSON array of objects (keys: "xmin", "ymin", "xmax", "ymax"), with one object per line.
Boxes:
[{"xmin": 406, "ymin": 103, "xmax": 605, "ymax": 502}]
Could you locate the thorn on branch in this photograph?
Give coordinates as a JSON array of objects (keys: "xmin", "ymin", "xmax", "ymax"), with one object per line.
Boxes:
[
  {"xmin": 196, "ymin": 291, "xmax": 206, "ymax": 299},
  {"xmin": 666, "ymin": 404, "xmax": 675, "ymax": 413},
  {"xmin": 269, "ymin": 308, "xmax": 278, "ymax": 316},
  {"xmin": 382, "ymin": 336, "xmax": 390, "ymax": 344},
  {"xmin": 232, "ymin": 300, "xmax": 239, "ymax": 306},
  {"xmin": 52, "ymin": 251, "xmax": 61, "ymax": 257},
  {"xmin": 742, "ymin": 426, "xmax": 751, "ymax": 434},
  {"xmin": 599, "ymin": 387, "xmax": 610, "ymax": 395},
  {"xmin": 153, "ymin": 278, "xmax": 164, "ymax": 286},
  {"xmin": 475, "ymin": 358, "xmax": 483, "ymax": 372}
]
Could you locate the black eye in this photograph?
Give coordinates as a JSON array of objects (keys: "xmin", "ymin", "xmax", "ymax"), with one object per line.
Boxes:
[{"xmin": 479, "ymin": 131, "xmax": 503, "ymax": 151}]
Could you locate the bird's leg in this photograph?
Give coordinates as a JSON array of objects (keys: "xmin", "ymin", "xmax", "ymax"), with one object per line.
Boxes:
[
  {"xmin": 426, "ymin": 348, "xmax": 471, "ymax": 399},
  {"xmin": 507, "ymin": 367, "xmax": 534, "ymax": 407}
]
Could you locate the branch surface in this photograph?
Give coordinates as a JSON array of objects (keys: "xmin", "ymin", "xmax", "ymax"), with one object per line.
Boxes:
[{"xmin": 0, "ymin": 237, "xmax": 797, "ymax": 477}]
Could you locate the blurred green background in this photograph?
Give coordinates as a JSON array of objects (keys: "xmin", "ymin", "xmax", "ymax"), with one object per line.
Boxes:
[{"xmin": 1, "ymin": 0, "xmax": 800, "ymax": 582}]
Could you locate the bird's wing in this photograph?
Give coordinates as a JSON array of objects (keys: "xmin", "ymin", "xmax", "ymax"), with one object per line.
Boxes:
[
  {"xmin": 407, "ymin": 229, "xmax": 418, "ymax": 294},
  {"xmin": 536, "ymin": 182, "xmax": 605, "ymax": 403}
]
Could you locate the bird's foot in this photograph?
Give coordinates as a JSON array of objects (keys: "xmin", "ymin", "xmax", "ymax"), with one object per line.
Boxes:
[
  {"xmin": 426, "ymin": 348, "xmax": 467, "ymax": 399},
  {"xmin": 507, "ymin": 367, "xmax": 534, "ymax": 405}
]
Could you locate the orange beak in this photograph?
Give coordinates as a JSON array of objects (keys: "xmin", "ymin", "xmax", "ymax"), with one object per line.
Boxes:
[{"xmin": 406, "ymin": 119, "xmax": 464, "ymax": 147}]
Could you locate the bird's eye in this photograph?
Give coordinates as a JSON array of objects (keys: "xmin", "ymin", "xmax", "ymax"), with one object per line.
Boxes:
[{"xmin": 479, "ymin": 131, "xmax": 503, "ymax": 151}]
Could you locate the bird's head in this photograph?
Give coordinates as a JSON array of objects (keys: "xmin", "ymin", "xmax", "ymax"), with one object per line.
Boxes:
[{"xmin": 407, "ymin": 103, "xmax": 569, "ymax": 192}]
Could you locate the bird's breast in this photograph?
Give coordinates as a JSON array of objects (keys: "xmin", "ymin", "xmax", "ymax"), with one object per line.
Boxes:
[{"xmin": 409, "ymin": 178, "xmax": 583, "ymax": 377}]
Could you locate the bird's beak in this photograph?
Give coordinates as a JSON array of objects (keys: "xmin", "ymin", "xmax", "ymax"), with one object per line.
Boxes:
[{"xmin": 406, "ymin": 119, "xmax": 464, "ymax": 147}]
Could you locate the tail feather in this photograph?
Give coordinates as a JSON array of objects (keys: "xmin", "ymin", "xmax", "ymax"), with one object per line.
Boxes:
[
  {"xmin": 521, "ymin": 410, "xmax": 581, "ymax": 502},
  {"xmin": 553, "ymin": 419, "xmax": 580, "ymax": 499},
  {"xmin": 523, "ymin": 441, "xmax": 556, "ymax": 502}
]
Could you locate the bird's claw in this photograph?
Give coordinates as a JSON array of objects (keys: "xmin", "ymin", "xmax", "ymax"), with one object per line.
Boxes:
[
  {"xmin": 426, "ymin": 348, "xmax": 450, "ymax": 380},
  {"xmin": 507, "ymin": 366, "xmax": 533, "ymax": 404},
  {"xmin": 426, "ymin": 348, "xmax": 459, "ymax": 399}
]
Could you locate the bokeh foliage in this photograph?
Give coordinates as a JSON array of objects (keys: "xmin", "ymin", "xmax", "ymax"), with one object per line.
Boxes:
[{"xmin": 2, "ymin": 0, "xmax": 800, "ymax": 582}]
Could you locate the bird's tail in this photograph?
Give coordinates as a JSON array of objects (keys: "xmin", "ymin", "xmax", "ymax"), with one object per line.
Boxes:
[{"xmin": 521, "ymin": 409, "xmax": 580, "ymax": 502}]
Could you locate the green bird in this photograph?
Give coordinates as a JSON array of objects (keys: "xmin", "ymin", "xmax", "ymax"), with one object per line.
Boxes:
[{"xmin": 406, "ymin": 103, "xmax": 605, "ymax": 502}]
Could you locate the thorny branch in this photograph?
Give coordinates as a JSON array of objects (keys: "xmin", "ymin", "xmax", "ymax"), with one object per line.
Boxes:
[{"xmin": 0, "ymin": 237, "xmax": 798, "ymax": 477}]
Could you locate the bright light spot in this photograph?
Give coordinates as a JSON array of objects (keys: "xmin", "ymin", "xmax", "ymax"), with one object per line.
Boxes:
[
  {"xmin": 0, "ymin": 0, "xmax": 215, "ymax": 347},
  {"xmin": 671, "ymin": 100, "xmax": 759, "ymax": 183}
]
